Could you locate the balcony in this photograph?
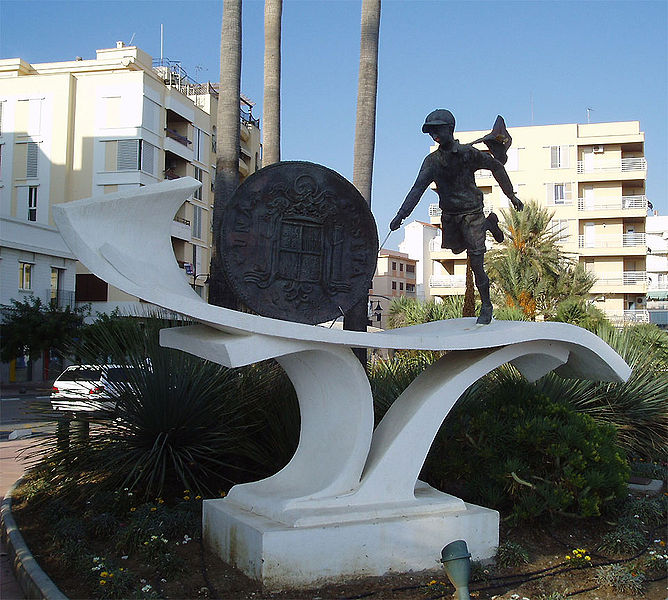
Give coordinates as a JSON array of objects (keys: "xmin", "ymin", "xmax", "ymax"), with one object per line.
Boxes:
[
  {"xmin": 171, "ymin": 216, "xmax": 191, "ymax": 241},
  {"xmin": 577, "ymin": 195, "xmax": 648, "ymax": 212},
  {"xmin": 165, "ymin": 128, "xmax": 191, "ymax": 147},
  {"xmin": 429, "ymin": 275, "xmax": 466, "ymax": 289},
  {"xmin": 590, "ymin": 271, "xmax": 647, "ymax": 291},
  {"xmin": 577, "ymin": 157, "xmax": 647, "ymax": 174},
  {"xmin": 578, "ymin": 232, "xmax": 646, "ymax": 249},
  {"xmin": 607, "ymin": 309, "xmax": 650, "ymax": 327},
  {"xmin": 45, "ymin": 289, "xmax": 75, "ymax": 308}
]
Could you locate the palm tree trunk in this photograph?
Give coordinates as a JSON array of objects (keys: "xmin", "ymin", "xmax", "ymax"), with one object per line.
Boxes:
[
  {"xmin": 263, "ymin": 0, "xmax": 282, "ymax": 166},
  {"xmin": 209, "ymin": 0, "xmax": 242, "ymax": 308},
  {"xmin": 344, "ymin": 0, "xmax": 381, "ymax": 366}
]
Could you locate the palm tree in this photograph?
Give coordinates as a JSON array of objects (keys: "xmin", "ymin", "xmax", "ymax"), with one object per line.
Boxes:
[
  {"xmin": 209, "ymin": 0, "xmax": 242, "ymax": 308},
  {"xmin": 344, "ymin": 0, "xmax": 381, "ymax": 354},
  {"xmin": 486, "ymin": 201, "xmax": 590, "ymax": 319},
  {"xmin": 262, "ymin": 0, "xmax": 282, "ymax": 165}
]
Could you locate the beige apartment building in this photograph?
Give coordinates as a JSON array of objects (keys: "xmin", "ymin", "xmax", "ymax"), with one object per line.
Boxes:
[
  {"xmin": 370, "ymin": 249, "xmax": 417, "ymax": 328},
  {"xmin": 404, "ymin": 121, "xmax": 649, "ymax": 325},
  {"xmin": 0, "ymin": 43, "xmax": 261, "ymax": 320}
]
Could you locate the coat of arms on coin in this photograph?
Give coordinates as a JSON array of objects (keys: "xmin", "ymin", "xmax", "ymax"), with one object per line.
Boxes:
[{"xmin": 219, "ymin": 161, "xmax": 379, "ymax": 324}]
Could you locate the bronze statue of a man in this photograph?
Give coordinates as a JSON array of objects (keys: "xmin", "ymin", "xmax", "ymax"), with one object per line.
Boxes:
[{"xmin": 390, "ymin": 109, "xmax": 523, "ymax": 325}]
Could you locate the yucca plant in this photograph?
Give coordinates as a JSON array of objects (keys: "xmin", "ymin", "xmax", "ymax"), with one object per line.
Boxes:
[{"xmin": 26, "ymin": 312, "xmax": 298, "ymax": 501}]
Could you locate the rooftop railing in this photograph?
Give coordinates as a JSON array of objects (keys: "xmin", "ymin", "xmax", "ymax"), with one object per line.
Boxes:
[{"xmin": 578, "ymin": 232, "xmax": 646, "ymax": 248}]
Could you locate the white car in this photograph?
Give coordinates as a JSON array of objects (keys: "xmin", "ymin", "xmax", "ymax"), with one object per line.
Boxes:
[{"xmin": 50, "ymin": 364, "xmax": 133, "ymax": 413}]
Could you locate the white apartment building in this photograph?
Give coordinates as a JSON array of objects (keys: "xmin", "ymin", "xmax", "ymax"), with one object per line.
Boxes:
[
  {"xmin": 370, "ymin": 249, "xmax": 417, "ymax": 329},
  {"xmin": 399, "ymin": 121, "xmax": 651, "ymax": 326},
  {"xmin": 0, "ymin": 43, "xmax": 261, "ymax": 381}
]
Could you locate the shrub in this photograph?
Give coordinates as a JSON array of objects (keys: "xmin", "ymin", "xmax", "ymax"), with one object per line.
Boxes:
[
  {"xmin": 424, "ymin": 391, "xmax": 629, "ymax": 524},
  {"xmin": 595, "ymin": 564, "xmax": 646, "ymax": 595},
  {"xmin": 495, "ymin": 540, "xmax": 529, "ymax": 567}
]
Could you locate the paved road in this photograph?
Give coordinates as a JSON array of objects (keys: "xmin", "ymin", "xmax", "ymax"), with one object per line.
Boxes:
[{"xmin": 0, "ymin": 394, "xmax": 56, "ymax": 440}]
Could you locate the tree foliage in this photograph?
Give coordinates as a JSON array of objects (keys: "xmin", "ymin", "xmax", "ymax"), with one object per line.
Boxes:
[
  {"xmin": 487, "ymin": 202, "xmax": 596, "ymax": 320},
  {"xmin": 0, "ymin": 296, "xmax": 89, "ymax": 362}
]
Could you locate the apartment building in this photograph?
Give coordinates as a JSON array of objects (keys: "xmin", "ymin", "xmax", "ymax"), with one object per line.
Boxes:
[
  {"xmin": 646, "ymin": 214, "xmax": 668, "ymax": 329},
  {"xmin": 370, "ymin": 249, "xmax": 417, "ymax": 329},
  {"xmin": 402, "ymin": 121, "xmax": 649, "ymax": 326},
  {"xmin": 0, "ymin": 43, "xmax": 261, "ymax": 317}
]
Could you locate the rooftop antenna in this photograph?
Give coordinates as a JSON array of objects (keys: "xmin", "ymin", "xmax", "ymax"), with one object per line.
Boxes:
[
  {"xmin": 160, "ymin": 24, "xmax": 164, "ymax": 62},
  {"xmin": 530, "ymin": 91, "xmax": 534, "ymax": 125},
  {"xmin": 586, "ymin": 107, "xmax": 594, "ymax": 124},
  {"xmin": 128, "ymin": 32, "xmax": 136, "ymax": 46}
]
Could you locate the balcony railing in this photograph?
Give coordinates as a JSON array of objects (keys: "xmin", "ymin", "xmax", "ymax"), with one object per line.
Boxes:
[
  {"xmin": 577, "ymin": 157, "xmax": 647, "ymax": 173},
  {"xmin": 578, "ymin": 233, "xmax": 646, "ymax": 248},
  {"xmin": 165, "ymin": 128, "xmax": 191, "ymax": 147},
  {"xmin": 45, "ymin": 289, "xmax": 76, "ymax": 308},
  {"xmin": 592, "ymin": 272, "xmax": 647, "ymax": 286},
  {"xmin": 173, "ymin": 216, "xmax": 191, "ymax": 226},
  {"xmin": 577, "ymin": 195, "xmax": 648, "ymax": 211},
  {"xmin": 429, "ymin": 275, "xmax": 466, "ymax": 288},
  {"xmin": 607, "ymin": 310, "xmax": 650, "ymax": 326}
]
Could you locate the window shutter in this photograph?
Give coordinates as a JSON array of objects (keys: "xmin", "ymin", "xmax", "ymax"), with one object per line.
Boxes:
[
  {"xmin": 117, "ymin": 140, "xmax": 139, "ymax": 171},
  {"xmin": 550, "ymin": 146, "xmax": 559, "ymax": 168},
  {"xmin": 142, "ymin": 141, "xmax": 155, "ymax": 175},
  {"xmin": 28, "ymin": 99, "xmax": 42, "ymax": 136},
  {"xmin": 560, "ymin": 145, "xmax": 570, "ymax": 168},
  {"xmin": 26, "ymin": 142, "xmax": 38, "ymax": 177},
  {"xmin": 565, "ymin": 182, "xmax": 572, "ymax": 201},
  {"xmin": 142, "ymin": 97, "xmax": 160, "ymax": 133},
  {"xmin": 545, "ymin": 183, "xmax": 554, "ymax": 204},
  {"xmin": 193, "ymin": 205, "xmax": 202, "ymax": 238}
]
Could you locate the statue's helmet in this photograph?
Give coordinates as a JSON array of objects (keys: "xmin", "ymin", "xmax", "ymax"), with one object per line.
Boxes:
[{"xmin": 422, "ymin": 109, "xmax": 455, "ymax": 133}]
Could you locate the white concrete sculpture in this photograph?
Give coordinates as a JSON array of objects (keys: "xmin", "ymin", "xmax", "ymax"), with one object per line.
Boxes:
[{"xmin": 54, "ymin": 178, "xmax": 631, "ymax": 588}]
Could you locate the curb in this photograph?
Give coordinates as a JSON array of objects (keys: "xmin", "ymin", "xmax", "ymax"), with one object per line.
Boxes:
[{"xmin": 1, "ymin": 477, "xmax": 69, "ymax": 600}]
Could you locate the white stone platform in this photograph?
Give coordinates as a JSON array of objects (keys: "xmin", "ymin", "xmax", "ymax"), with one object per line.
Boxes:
[{"xmin": 53, "ymin": 178, "xmax": 632, "ymax": 588}]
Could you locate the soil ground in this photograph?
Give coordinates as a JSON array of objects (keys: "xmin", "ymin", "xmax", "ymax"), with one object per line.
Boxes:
[{"xmin": 10, "ymin": 492, "xmax": 667, "ymax": 600}]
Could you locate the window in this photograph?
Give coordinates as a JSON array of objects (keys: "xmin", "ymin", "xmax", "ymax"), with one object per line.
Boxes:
[
  {"xmin": 50, "ymin": 267, "xmax": 61, "ymax": 300},
  {"xmin": 211, "ymin": 126, "xmax": 217, "ymax": 153},
  {"xmin": 26, "ymin": 142, "xmax": 38, "ymax": 178},
  {"xmin": 193, "ymin": 128, "xmax": 203, "ymax": 162},
  {"xmin": 406, "ymin": 283, "xmax": 415, "ymax": 293},
  {"xmin": 19, "ymin": 262, "xmax": 33, "ymax": 290},
  {"xmin": 28, "ymin": 186, "xmax": 37, "ymax": 221},
  {"xmin": 194, "ymin": 167, "xmax": 203, "ymax": 200},
  {"xmin": 547, "ymin": 182, "xmax": 572, "ymax": 205},
  {"xmin": 391, "ymin": 281, "xmax": 397, "ymax": 290},
  {"xmin": 550, "ymin": 145, "xmax": 570, "ymax": 169},
  {"xmin": 399, "ymin": 263, "xmax": 404, "ymax": 272},
  {"xmin": 406, "ymin": 264, "xmax": 415, "ymax": 274},
  {"xmin": 392, "ymin": 262, "xmax": 397, "ymax": 271},
  {"xmin": 192, "ymin": 205, "xmax": 202, "ymax": 239},
  {"xmin": 399, "ymin": 282, "xmax": 404, "ymax": 291},
  {"xmin": 550, "ymin": 219, "xmax": 571, "ymax": 242},
  {"xmin": 75, "ymin": 274, "xmax": 108, "ymax": 302}
]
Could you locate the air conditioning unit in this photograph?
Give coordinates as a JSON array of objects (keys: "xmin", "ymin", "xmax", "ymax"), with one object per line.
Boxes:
[
  {"xmin": 636, "ymin": 297, "xmax": 645, "ymax": 305},
  {"xmin": 593, "ymin": 145, "xmax": 604, "ymax": 153}
]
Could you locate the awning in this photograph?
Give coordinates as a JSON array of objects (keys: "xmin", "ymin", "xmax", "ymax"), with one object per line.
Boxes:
[{"xmin": 647, "ymin": 290, "xmax": 668, "ymax": 300}]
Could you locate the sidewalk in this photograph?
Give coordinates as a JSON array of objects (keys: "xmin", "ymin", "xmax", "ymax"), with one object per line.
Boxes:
[
  {"xmin": 1, "ymin": 438, "xmax": 33, "ymax": 599},
  {"xmin": 1, "ymin": 380, "xmax": 54, "ymax": 398}
]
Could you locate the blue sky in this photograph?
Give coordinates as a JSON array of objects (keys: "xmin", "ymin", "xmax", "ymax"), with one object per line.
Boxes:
[{"xmin": 2, "ymin": 0, "xmax": 666, "ymax": 248}]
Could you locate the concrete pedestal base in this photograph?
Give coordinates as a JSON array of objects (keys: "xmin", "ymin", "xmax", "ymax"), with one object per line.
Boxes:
[{"xmin": 203, "ymin": 484, "xmax": 499, "ymax": 589}]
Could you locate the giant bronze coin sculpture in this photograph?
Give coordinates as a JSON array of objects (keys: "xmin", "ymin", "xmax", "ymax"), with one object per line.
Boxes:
[{"xmin": 219, "ymin": 161, "xmax": 378, "ymax": 324}]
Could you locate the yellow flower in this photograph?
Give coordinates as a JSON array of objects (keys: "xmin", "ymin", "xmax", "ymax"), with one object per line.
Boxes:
[
  {"xmin": 585, "ymin": 556, "xmax": 591, "ymax": 561},
  {"xmin": 660, "ymin": 541, "xmax": 666, "ymax": 547},
  {"xmin": 566, "ymin": 555, "xmax": 571, "ymax": 560},
  {"xmin": 150, "ymin": 507, "xmax": 157, "ymax": 512},
  {"xmin": 157, "ymin": 498, "xmax": 164, "ymax": 504},
  {"xmin": 101, "ymin": 572, "xmax": 109, "ymax": 578},
  {"xmin": 195, "ymin": 495, "xmax": 202, "ymax": 500},
  {"xmin": 429, "ymin": 580, "xmax": 437, "ymax": 585},
  {"xmin": 108, "ymin": 573, "xmax": 114, "ymax": 578},
  {"xmin": 130, "ymin": 507, "xmax": 136, "ymax": 512},
  {"xmin": 184, "ymin": 489, "xmax": 190, "ymax": 493},
  {"xmin": 100, "ymin": 580, "xmax": 106, "ymax": 585},
  {"xmin": 184, "ymin": 495, "xmax": 190, "ymax": 500}
]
